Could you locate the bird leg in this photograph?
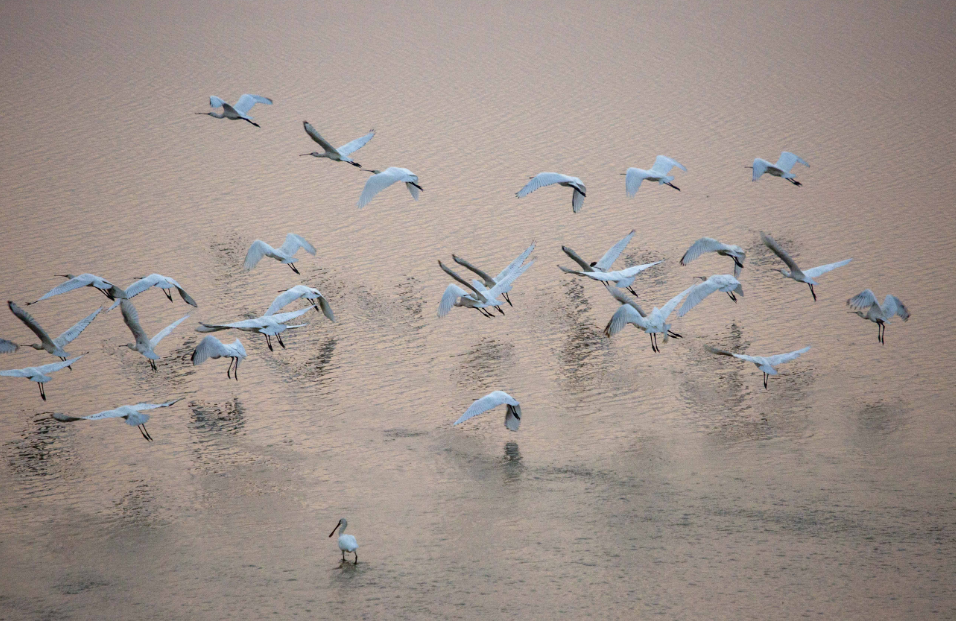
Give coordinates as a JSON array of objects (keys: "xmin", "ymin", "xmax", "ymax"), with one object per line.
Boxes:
[
  {"xmin": 149, "ymin": 359, "xmax": 157, "ymax": 371},
  {"xmin": 233, "ymin": 358, "xmax": 240, "ymax": 381},
  {"xmin": 665, "ymin": 182, "xmax": 681, "ymax": 191},
  {"xmin": 312, "ymin": 302, "xmax": 322, "ymax": 313},
  {"xmin": 353, "ymin": 551, "xmax": 358, "ymax": 565},
  {"xmin": 243, "ymin": 118, "xmax": 261, "ymax": 128},
  {"xmin": 276, "ymin": 333, "xmax": 286, "ymax": 349},
  {"xmin": 763, "ymin": 373, "xmax": 768, "ymax": 389},
  {"xmin": 265, "ymin": 335, "xmax": 273, "ymax": 351},
  {"xmin": 496, "ymin": 306, "xmax": 505, "ymax": 315},
  {"xmin": 649, "ymin": 333, "xmax": 657, "ymax": 353},
  {"xmin": 288, "ymin": 263, "xmax": 300, "ymax": 275},
  {"xmin": 667, "ymin": 330, "xmax": 682, "ymax": 339},
  {"xmin": 502, "ymin": 292, "xmax": 513, "ymax": 306},
  {"xmin": 627, "ymin": 286, "xmax": 639, "ymax": 297},
  {"xmin": 226, "ymin": 360, "xmax": 232, "ymax": 379},
  {"xmin": 38, "ymin": 382, "xmax": 46, "ymax": 401},
  {"xmin": 139, "ymin": 424, "xmax": 153, "ymax": 442},
  {"xmin": 727, "ymin": 292, "xmax": 737, "ymax": 303},
  {"xmin": 808, "ymin": 284, "xmax": 816, "ymax": 302},
  {"xmin": 341, "ymin": 550, "xmax": 346, "ymax": 562},
  {"xmin": 787, "ymin": 178, "xmax": 802, "ymax": 187}
]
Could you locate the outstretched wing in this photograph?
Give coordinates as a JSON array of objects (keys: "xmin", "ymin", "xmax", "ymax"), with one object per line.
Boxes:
[
  {"xmin": 149, "ymin": 314, "xmax": 190, "ymax": 348},
  {"xmin": 54, "ymin": 307, "xmax": 102, "ymax": 348},
  {"xmin": 0, "ymin": 367, "xmax": 32, "ymax": 377},
  {"xmin": 452, "ymin": 255, "xmax": 495, "ymax": 287},
  {"xmin": 704, "ymin": 344, "xmax": 735, "ymax": 358},
  {"xmin": 516, "ymin": 172, "xmax": 572, "ymax": 198},
  {"xmin": 357, "ymin": 169, "xmax": 403, "ymax": 208},
  {"xmin": 751, "ymin": 158, "xmax": 769, "ymax": 182},
  {"xmin": 488, "ymin": 260, "xmax": 533, "ymax": 300},
  {"xmin": 760, "ymin": 233, "xmax": 801, "ymax": 273},
  {"xmin": 803, "ymin": 259, "xmax": 851, "ymax": 280},
  {"xmin": 496, "ymin": 241, "xmax": 536, "ymax": 282},
  {"xmin": 680, "ymin": 238, "xmax": 723, "ymax": 266},
  {"xmin": 625, "ymin": 168, "xmax": 648, "ymax": 197},
  {"xmin": 303, "ymin": 121, "xmax": 336, "ymax": 153},
  {"xmin": 243, "ymin": 240, "xmax": 275, "ymax": 270},
  {"xmin": 847, "ymin": 289, "xmax": 878, "ymax": 311},
  {"xmin": 561, "ymin": 246, "xmax": 592, "ymax": 271},
  {"xmin": 120, "ymin": 301, "xmax": 151, "ymax": 346},
  {"xmin": 660, "ymin": 286, "xmax": 693, "ymax": 320},
  {"xmin": 77, "ymin": 408, "xmax": 126, "ymax": 421},
  {"xmin": 233, "ymin": 94, "xmax": 272, "ymax": 115},
  {"xmin": 8, "ymin": 301, "xmax": 54, "ymax": 347},
  {"xmin": 604, "ymin": 261, "xmax": 663, "ymax": 281},
  {"xmin": 266, "ymin": 289, "xmax": 304, "ymax": 316},
  {"xmin": 37, "ymin": 356, "xmax": 82, "ymax": 374},
  {"xmin": 439, "ymin": 261, "xmax": 483, "ymax": 298},
  {"xmin": 650, "ymin": 155, "xmax": 686, "ymax": 176},
  {"xmin": 0, "ymin": 338, "xmax": 17, "ymax": 354},
  {"xmin": 775, "ymin": 151, "xmax": 808, "ymax": 172},
  {"xmin": 595, "ymin": 230, "xmax": 635, "ymax": 271},
  {"xmin": 269, "ymin": 307, "xmax": 312, "ymax": 324},
  {"xmin": 191, "ymin": 335, "xmax": 229, "ymax": 364},
  {"xmin": 208, "ymin": 96, "xmax": 226, "ymax": 109},
  {"xmin": 315, "ymin": 296, "xmax": 335, "ymax": 322},
  {"xmin": 279, "ymin": 233, "xmax": 316, "ymax": 257},
  {"xmin": 604, "ymin": 304, "xmax": 647, "ymax": 337},
  {"xmin": 35, "ymin": 274, "xmax": 97, "ymax": 302},
  {"xmin": 677, "ymin": 277, "xmax": 726, "ymax": 317},
  {"xmin": 130, "ymin": 399, "xmax": 183, "ymax": 412},
  {"xmin": 882, "ymin": 295, "xmax": 910, "ymax": 321},
  {"xmin": 571, "ymin": 188, "xmax": 585, "ymax": 213},
  {"xmin": 764, "ymin": 346, "xmax": 811, "ymax": 366},
  {"xmin": 607, "ymin": 285, "xmax": 647, "ymax": 316},
  {"xmin": 337, "ymin": 129, "xmax": 375, "ymax": 157},
  {"xmin": 454, "ymin": 391, "xmax": 519, "ymax": 428},
  {"xmin": 438, "ymin": 284, "xmax": 470, "ymax": 318}
]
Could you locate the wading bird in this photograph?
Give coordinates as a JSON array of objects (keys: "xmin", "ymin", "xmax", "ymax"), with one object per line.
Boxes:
[
  {"xmin": 604, "ymin": 285, "xmax": 691, "ymax": 352},
  {"xmin": 196, "ymin": 94, "xmax": 272, "ymax": 127},
  {"xmin": 748, "ymin": 151, "xmax": 808, "ymax": 185},
  {"xmin": 516, "ymin": 173, "xmax": 586, "ymax": 213},
  {"xmin": 0, "ymin": 338, "xmax": 17, "ymax": 353},
  {"xmin": 51, "ymin": 399, "xmax": 182, "ymax": 442},
  {"xmin": 677, "ymin": 275, "xmax": 744, "ymax": 317},
  {"xmin": 190, "ymin": 336, "xmax": 247, "ymax": 380},
  {"xmin": 300, "ymin": 122, "xmax": 374, "ymax": 167},
  {"xmin": 452, "ymin": 241, "xmax": 535, "ymax": 307},
  {"xmin": 705, "ymin": 344, "xmax": 811, "ymax": 389},
  {"xmin": 454, "ymin": 390, "xmax": 523, "ymax": 431},
  {"xmin": 107, "ymin": 274, "xmax": 196, "ymax": 311},
  {"xmin": 197, "ymin": 307, "xmax": 311, "ymax": 351},
  {"xmin": 0, "ymin": 356, "xmax": 81, "ymax": 400},
  {"xmin": 244, "ymin": 234, "xmax": 316, "ymax": 275},
  {"xmin": 29, "ymin": 274, "xmax": 126, "ymax": 304},
  {"xmin": 680, "ymin": 237, "xmax": 746, "ymax": 277},
  {"xmin": 266, "ymin": 285, "xmax": 334, "ymax": 321},
  {"xmin": 624, "ymin": 155, "xmax": 687, "ymax": 195},
  {"xmin": 329, "ymin": 518, "xmax": 359, "ymax": 564},
  {"xmin": 437, "ymin": 259, "xmax": 532, "ymax": 318},
  {"xmin": 7, "ymin": 301, "xmax": 100, "ymax": 363},
  {"xmin": 119, "ymin": 301, "xmax": 189, "ymax": 371},
  {"xmin": 761, "ymin": 233, "xmax": 851, "ymax": 301},
  {"xmin": 357, "ymin": 167, "xmax": 422, "ymax": 208},
  {"xmin": 558, "ymin": 230, "xmax": 637, "ymax": 292},
  {"xmin": 847, "ymin": 290, "xmax": 910, "ymax": 344}
]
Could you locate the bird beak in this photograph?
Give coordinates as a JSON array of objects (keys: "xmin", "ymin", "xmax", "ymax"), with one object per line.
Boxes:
[
  {"xmin": 299, "ymin": 153, "xmax": 311, "ymax": 156},
  {"xmin": 328, "ymin": 522, "xmax": 340, "ymax": 537}
]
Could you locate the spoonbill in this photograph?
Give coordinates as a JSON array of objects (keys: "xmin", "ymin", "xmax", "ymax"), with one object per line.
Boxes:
[
  {"xmin": 558, "ymin": 230, "xmax": 636, "ymax": 291},
  {"xmin": 624, "ymin": 155, "xmax": 687, "ymax": 195},
  {"xmin": 196, "ymin": 94, "xmax": 272, "ymax": 127},
  {"xmin": 761, "ymin": 233, "xmax": 851, "ymax": 301},
  {"xmin": 190, "ymin": 336, "xmax": 247, "ymax": 380},
  {"xmin": 28, "ymin": 274, "xmax": 126, "ymax": 304},
  {"xmin": 560, "ymin": 261, "xmax": 662, "ymax": 297},
  {"xmin": 516, "ymin": 173, "xmax": 586, "ymax": 213},
  {"xmin": 357, "ymin": 167, "xmax": 422, "ymax": 208},
  {"xmin": 677, "ymin": 275, "xmax": 743, "ymax": 317},
  {"xmin": 7, "ymin": 301, "xmax": 100, "ymax": 363},
  {"xmin": 454, "ymin": 390, "xmax": 523, "ymax": 431},
  {"xmin": 300, "ymin": 122, "xmax": 374, "ymax": 167},
  {"xmin": 0, "ymin": 338, "xmax": 17, "ymax": 353},
  {"xmin": 329, "ymin": 518, "xmax": 359, "ymax": 564},
  {"xmin": 107, "ymin": 274, "xmax": 197, "ymax": 311},
  {"xmin": 437, "ymin": 259, "xmax": 532, "ymax": 318},
  {"xmin": 51, "ymin": 399, "xmax": 182, "ymax": 442},
  {"xmin": 244, "ymin": 234, "xmax": 316, "ymax": 275},
  {"xmin": 452, "ymin": 241, "xmax": 535, "ymax": 307},
  {"xmin": 196, "ymin": 307, "xmax": 311, "ymax": 351},
  {"xmin": 0, "ymin": 356, "xmax": 81, "ymax": 400},
  {"xmin": 604, "ymin": 285, "xmax": 691, "ymax": 352},
  {"xmin": 847, "ymin": 290, "xmax": 910, "ymax": 344},
  {"xmin": 705, "ymin": 344, "xmax": 811, "ymax": 389},
  {"xmin": 749, "ymin": 151, "xmax": 808, "ymax": 185},
  {"xmin": 119, "ymin": 301, "xmax": 189, "ymax": 371},
  {"xmin": 266, "ymin": 285, "xmax": 334, "ymax": 321},
  {"xmin": 680, "ymin": 237, "xmax": 746, "ymax": 277}
]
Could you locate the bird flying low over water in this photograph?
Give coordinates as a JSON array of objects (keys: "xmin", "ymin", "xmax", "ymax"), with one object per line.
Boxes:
[
  {"xmin": 560, "ymin": 261, "xmax": 662, "ymax": 296},
  {"xmin": 357, "ymin": 167, "xmax": 422, "ymax": 208},
  {"xmin": 454, "ymin": 391, "xmax": 523, "ymax": 431},
  {"xmin": 300, "ymin": 121, "xmax": 375, "ymax": 167},
  {"xmin": 107, "ymin": 274, "xmax": 197, "ymax": 311},
  {"xmin": 244, "ymin": 234, "xmax": 316, "ymax": 275},
  {"xmin": 329, "ymin": 518, "xmax": 359, "ymax": 565},
  {"xmin": 197, "ymin": 307, "xmax": 311, "ymax": 351},
  {"xmin": 604, "ymin": 285, "xmax": 691, "ymax": 352},
  {"xmin": 847, "ymin": 290, "xmax": 910, "ymax": 344},
  {"xmin": 761, "ymin": 233, "xmax": 851, "ymax": 301},
  {"xmin": 438, "ymin": 259, "xmax": 533, "ymax": 318},
  {"xmin": 516, "ymin": 173, "xmax": 586, "ymax": 213},
  {"xmin": 706, "ymin": 344, "xmax": 811, "ymax": 389},
  {"xmin": 677, "ymin": 275, "xmax": 744, "ymax": 317},
  {"xmin": 29, "ymin": 274, "xmax": 127, "ymax": 304},
  {"xmin": 7, "ymin": 301, "xmax": 100, "ymax": 363},
  {"xmin": 452, "ymin": 241, "xmax": 535, "ymax": 307},
  {"xmin": 559, "ymin": 230, "xmax": 638, "ymax": 292},
  {"xmin": 749, "ymin": 151, "xmax": 808, "ymax": 185},
  {"xmin": 52, "ymin": 399, "xmax": 182, "ymax": 442},
  {"xmin": 624, "ymin": 155, "xmax": 687, "ymax": 195},
  {"xmin": 680, "ymin": 237, "xmax": 746, "ymax": 277},
  {"xmin": 0, "ymin": 356, "xmax": 82, "ymax": 400},
  {"xmin": 196, "ymin": 94, "xmax": 272, "ymax": 127},
  {"xmin": 267, "ymin": 286, "xmax": 334, "ymax": 321},
  {"xmin": 191, "ymin": 336, "xmax": 247, "ymax": 380},
  {"xmin": 119, "ymin": 301, "xmax": 189, "ymax": 371}
]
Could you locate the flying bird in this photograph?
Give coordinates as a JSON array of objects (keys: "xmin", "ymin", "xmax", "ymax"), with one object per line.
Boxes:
[
  {"xmin": 28, "ymin": 274, "xmax": 126, "ymax": 304},
  {"xmin": 516, "ymin": 173, "xmax": 586, "ymax": 213},
  {"xmin": 106, "ymin": 274, "xmax": 196, "ymax": 311},
  {"xmin": 680, "ymin": 237, "xmax": 746, "ymax": 277},
  {"xmin": 357, "ymin": 167, "xmax": 422, "ymax": 208},
  {"xmin": 437, "ymin": 259, "xmax": 532, "ymax": 318},
  {"xmin": 847, "ymin": 290, "xmax": 910, "ymax": 344},
  {"xmin": 604, "ymin": 285, "xmax": 691, "ymax": 352},
  {"xmin": 748, "ymin": 151, "xmax": 809, "ymax": 185},
  {"xmin": 243, "ymin": 233, "xmax": 316, "ymax": 275},
  {"xmin": 329, "ymin": 518, "xmax": 359, "ymax": 565},
  {"xmin": 0, "ymin": 356, "xmax": 81, "ymax": 400},
  {"xmin": 266, "ymin": 285, "xmax": 334, "ymax": 321},
  {"xmin": 560, "ymin": 261, "xmax": 662, "ymax": 296},
  {"xmin": 454, "ymin": 390, "xmax": 523, "ymax": 431},
  {"xmin": 761, "ymin": 233, "xmax": 851, "ymax": 301},
  {"xmin": 190, "ymin": 336, "xmax": 247, "ymax": 380},
  {"xmin": 705, "ymin": 344, "xmax": 811, "ymax": 389},
  {"xmin": 300, "ymin": 121, "xmax": 374, "ymax": 167},
  {"xmin": 51, "ymin": 399, "xmax": 182, "ymax": 442},
  {"xmin": 196, "ymin": 94, "xmax": 272, "ymax": 127},
  {"xmin": 7, "ymin": 301, "xmax": 100, "ymax": 363},
  {"xmin": 452, "ymin": 241, "xmax": 535, "ymax": 307},
  {"xmin": 557, "ymin": 231, "xmax": 647, "ymax": 295},
  {"xmin": 677, "ymin": 275, "xmax": 744, "ymax": 317},
  {"xmin": 119, "ymin": 301, "xmax": 189, "ymax": 370},
  {"xmin": 196, "ymin": 307, "xmax": 311, "ymax": 351},
  {"xmin": 624, "ymin": 155, "xmax": 687, "ymax": 195}
]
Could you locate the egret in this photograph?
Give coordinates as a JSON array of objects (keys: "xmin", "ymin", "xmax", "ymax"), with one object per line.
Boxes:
[
  {"xmin": 605, "ymin": 284, "xmax": 682, "ymax": 341},
  {"xmin": 357, "ymin": 167, "xmax": 422, "ymax": 209},
  {"xmin": 437, "ymin": 259, "xmax": 532, "ymax": 318},
  {"xmin": 560, "ymin": 261, "xmax": 662, "ymax": 296},
  {"xmin": 51, "ymin": 399, "xmax": 181, "ymax": 442},
  {"xmin": 106, "ymin": 274, "xmax": 197, "ymax": 311},
  {"xmin": 329, "ymin": 518, "xmax": 359, "ymax": 564},
  {"xmin": 604, "ymin": 285, "xmax": 691, "ymax": 352},
  {"xmin": 190, "ymin": 336, "xmax": 247, "ymax": 380},
  {"xmin": 28, "ymin": 274, "xmax": 126, "ymax": 304},
  {"xmin": 119, "ymin": 301, "xmax": 189, "ymax": 371},
  {"xmin": 677, "ymin": 275, "xmax": 744, "ymax": 317},
  {"xmin": 847, "ymin": 290, "xmax": 910, "ymax": 344},
  {"xmin": 558, "ymin": 230, "xmax": 636, "ymax": 292},
  {"xmin": 266, "ymin": 285, "xmax": 334, "ymax": 321},
  {"xmin": 244, "ymin": 234, "xmax": 316, "ymax": 275},
  {"xmin": 300, "ymin": 122, "xmax": 374, "ymax": 167},
  {"xmin": 196, "ymin": 94, "xmax": 272, "ymax": 127},
  {"xmin": 761, "ymin": 233, "xmax": 851, "ymax": 301},
  {"xmin": 0, "ymin": 338, "xmax": 17, "ymax": 354},
  {"xmin": 624, "ymin": 155, "xmax": 687, "ymax": 195},
  {"xmin": 516, "ymin": 173, "xmax": 586, "ymax": 213},
  {"xmin": 196, "ymin": 307, "xmax": 311, "ymax": 351},
  {"xmin": 748, "ymin": 151, "xmax": 808, "ymax": 185},
  {"xmin": 454, "ymin": 390, "xmax": 522, "ymax": 431},
  {"xmin": 705, "ymin": 344, "xmax": 811, "ymax": 389},
  {"xmin": 0, "ymin": 356, "xmax": 82, "ymax": 400},
  {"xmin": 7, "ymin": 301, "xmax": 100, "ymax": 363},
  {"xmin": 452, "ymin": 241, "xmax": 535, "ymax": 307},
  {"xmin": 680, "ymin": 237, "xmax": 746, "ymax": 277}
]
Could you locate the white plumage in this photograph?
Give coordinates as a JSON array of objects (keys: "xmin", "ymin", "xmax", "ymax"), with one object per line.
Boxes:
[
  {"xmin": 451, "ymin": 241, "xmax": 535, "ymax": 308},
  {"xmin": 624, "ymin": 155, "xmax": 687, "ymax": 196},
  {"xmin": 196, "ymin": 307, "xmax": 311, "ymax": 351},
  {"xmin": 761, "ymin": 233, "xmax": 851, "ymax": 301},
  {"xmin": 266, "ymin": 285, "xmax": 334, "ymax": 322},
  {"xmin": 680, "ymin": 237, "xmax": 746, "ymax": 277},
  {"xmin": 454, "ymin": 390, "xmax": 523, "ymax": 431},
  {"xmin": 847, "ymin": 290, "xmax": 910, "ymax": 344},
  {"xmin": 29, "ymin": 273, "xmax": 126, "ymax": 304},
  {"xmin": 329, "ymin": 518, "xmax": 359, "ymax": 564},
  {"xmin": 437, "ymin": 259, "xmax": 533, "ymax": 318},
  {"xmin": 749, "ymin": 151, "xmax": 809, "ymax": 185},
  {"xmin": 191, "ymin": 336, "xmax": 247, "ymax": 380},
  {"xmin": 300, "ymin": 121, "xmax": 374, "ymax": 167},
  {"xmin": 197, "ymin": 94, "xmax": 272, "ymax": 127},
  {"xmin": 8, "ymin": 300, "xmax": 100, "ymax": 361},
  {"xmin": 243, "ymin": 234, "xmax": 317, "ymax": 275},
  {"xmin": 706, "ymin": 345, "xmax": 811, "ymax": 389},
  {"xmin": 677, "ymin": 275, "xmax": 744, "ymax": 317},
  {"xmin": 119, "ymin": 300, "xmax": 189, "ymax": 371},
  {"xmin": 107, "ymin": 274, "xmax": 196, "ymax": 311},
  {"xmin": 51, "ymin": 399, "xmax": 181, "ymax": 442},
  {"xmin": 0, "ymin": 356, "xmax": 82, "ymax": 400},
  {"xmin": 516, "ymin": 173, "xmax": 586, "ymax": 213},
  {"xmin": 357, "ymin": 167, "xmax": 422, "ymax": 208},
  {"xmin": 604, "ymin": 285, "xmax": 692, "ymax": 352}
]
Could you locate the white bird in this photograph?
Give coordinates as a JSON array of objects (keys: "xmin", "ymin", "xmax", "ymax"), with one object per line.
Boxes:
[
  {"xmin": 0, "ymin": 356, "xmax": 81, "ymax": 400},
  {"xmin": 300, "ymin": 121, "xmax": 374, "ymax": 167},
  {"xmin": 748, "ymin": 151, "xmax": 809, "ymax": 186},
  {"xmin": 624, "ymin": 155, "xmax": 687, "ymax": 196},
  {"xmin": 680, "ymin": 237, "xmax": 746, "ymax": 277},
  {"xmin": 266, "ymin": 285, "xmax": 334, "ymax": 321},
  {"xmin": 558, "ymin": 230, "xmax": 649, "ymax": 295},
  {"xmin": 0, "ymin": 338, "xmax": 17, "ymax": 354},
  {"xmin": 677, "ymin": 275, "xmax": 744, "ymax": 317},
  {"xmin": 196, "ymin": 94, "xmax": 272, "ymax": 128},
  {"xmin": 106, "ymin": 274, "xmax": 197, "ymax": 311},
  {"xmin": 516, "ymin": 173, "xmax": 586, "ymax": 213},
  {"xmin": 51, "ymin": 399, "xmax": 181, "ymax": 442},
  {"xmin": 243, "ymin": 233, "xmax": 316, "ymax": 275},
  {"xmin": 454, "ymin": 390, "xmax": 523, "ymax": 431},
  {"xmin": 196, "ymin": 307, "xmax": 311, "ymax": 351},
  {"xmin": 329, "ymin": 518, "xmax": 359, "ymax": 564},
  {"xmin": 847, "ymin": 290, "xmax": 911, "ymax": 344},
  {"xmin": 761, "ymin": 233, "xmax": 851, "ymax": 301},
  {"xmin": 357, "ymin": 167, "xmax": 422, "ymax": 209},
  {"xmin": 451, "ymin": 241, "xmax": 536, "ymax": 307},
  {"xmin": 7, "ymin": 300, "xmax": 100, "ymax": 363},
  {"xmin": 560, "ymin": 261, "xmax": 662, "ymax": 296},
  {"xmin": 705, "ymin": 344, "xmax": 811, "ymax": 389},
  {"xmin": 119, "ymin": 300, "xmax": 189, "ymax": 371},
  {"xmin": 28, "ymin": 274, "xmax": 127, "ymax": 304},
  {"xmin": 437, "ymin": 259, "xmax": 533, "ymax": 318},
  {"xmin": 604, "ymin": 285, "xmax": 692, "ymax": 352},
  {"xmin": 190, "ymin": 336, "xmax": 247, "ymax": 380}
]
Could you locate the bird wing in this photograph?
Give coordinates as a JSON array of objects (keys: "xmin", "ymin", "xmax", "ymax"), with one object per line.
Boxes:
[
  {"xmin": 760, "ymin": 233, "xmax": 801, "ymax": 273},
  {"xmin": 149, "ymin": 314, "xmax": 190, "ymax": 348},
  {"xmin": 357, "ymin": 169, "xmax": 403, "ymax": 208},
  {"xmin": 660, "ymin": 286, "xmax": 693, "ymax": 320},
  {"xmin": 316, "ymin": 296, "xmax": 335, "ymax": 322},
  {"xmin": 751, "ymin": 158, "xmax": 769, "ymax": 181},
  {"xmin": 438, "ymin": 284, "xmax": 470, "ymax": 318},
  {"xmin": 302, "ymin": 121, "xmax": 337, "ymax": 153},
  {"xmin": 35, "ymin": 274, "xmax": 96, "ymax": 302},
  {"xmin": 209, "ymin": 96, "xmax": 226, "ymax": 109},
  {"xmin": 624, "ymin": 168, "xmax": 648, "ymax": 197},
  {"xmin": 191, "ymin": 335, "xmax": 228, "ymax": 363},
  {"xmin": 337, "ymin": 129, "xmax": 375, "ymax": 157},
  {"xmin": 454, "ymin": 391, "xmax": 519, "ymax": 426},
  {"xmin": 495, "ymin": 241, "xmax": 536, "ymax": 282},
  {"xmin": 775, "ymin": 151, "xmax": 809, "ymax": 172},
  {"xmin": 650, "ymin": 155, "xmax": 686, "ymax": 176},
  {"xmin": 680, "ymin": 237, "xmax": 723, "ymax": 266},
  {"xmin": 847, "ymin": 289, "xmax": 878, "ymax": 311},
  {"xmin": 266, "ymin": 289, "xmax": 304, "ymax": 316},
  {"xmin": 605, "ymin": 304, "xmax": 647, "ymax": 337},
  {"xmin": 37, "ymin": 356, "xmax": 82, "ymax": 374},
  {"xmin": 452, "ymin": 255, "xmax": 496, "ymax": 287},
  {"xmin": 504, "ymin": 403, "xmax": 522, "ymax": 431},
  {"xmin": 77, "ymin": 408, "xmax": 127, "ymax": 421},
  {"xmin": 405, "ymin": 182, "xmax": 421, "ymax": 200},
  {"xmin": 243, "ymin": 240, "xmax": 276, "ymax": 270},
  {"xmin": 130, "ymin": 399, "xmax": 183, "ymax": 412},
  {"xmin": 882, "ymin": 295, "xmax": 910, "ymax": 321},
  {"xmin": 607, "ymin": 285, "xmax": 647, "ymax": 316},
  {"xmin": 120, "ymin": 301, "xmax": 151, "ymax": 346},
  {"xmin": 0, "ymin": 367, "xmax": 32, "ymax": 377},
  {"xmin": 606, "ymin": 261, "xmax": 663, "ymax": 280},
  {"xmin": 515, "ymin": 172, "xmax": 572, "ymax": 198},
  {"xmin": 561, "ymin": 246, "xmax": 593, "ymax": 271},
  {"xmin": 594, "ymin": 230, "xmax": 636, "ymax": 271},
  {"xmin": 279, "ymin": 233, "xmax": 317, "ymax": 257},
  {"xmin": 269, "ymin": 307, "xmax": 312, "ymax": 324},
  {"xmin": 0, "ymin": 338, "xmax": 17, "ymax": 354},
  {"xmin": 54, "ymin": 307, "xmax": 102, "ymax": 348},
  {"xmin": 803, "ymin": 259, "xmax": 851, "ymax": 279},
  {"xmin": 571, "ymin": 188, "xmax": 585, "ymax": 213},
  {"xmin": 764, "ymin": 346, "xmax": 811, "ymax": 366},
  {"xmin": 439, "ymin": 261, "xmax": 483, "ymax": 298},
  {"xmin": 8, "ymin": 301, "xmax": 55, "ymax": 348},
  {"xmin": 704, "ymin": 344, "xmax": 736, "ymax": 358},
  {"xmin": 233, "ymin": 94, "xmax": 272, "ymax": 115},
  {"xmin": 488, "ymin": 260, "xmax": 532, "ymax": 299},
  {"xmin": 677, "ymin": 278, "xmax": 724, "ymax": 317},
  {"xmin": 122, "ymin": 274, "xmax": 162, "ymax": 299}
]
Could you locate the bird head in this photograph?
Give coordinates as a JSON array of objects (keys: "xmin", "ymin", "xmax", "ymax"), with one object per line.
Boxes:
[{"xmin": 329, "ymin": 518, "xmax": 346, "ymax": 537}]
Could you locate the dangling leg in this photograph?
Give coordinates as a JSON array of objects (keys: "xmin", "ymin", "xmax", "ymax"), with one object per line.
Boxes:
[
  {"xmin": 276, "ymin": 333, "xmax": 285, "ymax": 348},
  {"xmin": 667, "ymin": 330, "xmax": 682, "ymax": 339},
  {"xmin": 627, "ymin": 286, "xmax": 639, "ymax": 297},
  {"xmin": 265, "ymin": 335, "xmax": 273, "ymax": 351},
  {"xmin": 496, "ymin": 306, "xmax": 505, "ymax": 315},
  {"xmin": 163, "ymin": 289, "xmax": 174, "ymax": 302},
  {"xmin": 763, "ymin": 373, "xmax": 768, "ymax": 389},
  {"xmin": 150, "ymin": 359, "xmax": 157, "ymax": 371},
  {"xmin": 140, "ymin": 424, "xmax": 153, "ymax": 442},
  {"xmin": 503, "ymin": 292, "xmax": 513, "ymax": 307},
  {"xmin": 809, "ymin": 284, "xmax": 816, "ymax": 301},
  {"xmin": 289, "ymin": 263, "xmax": 300, "ymax": 275},
  {"xmin": 727, "ymin": 292, "xmax": 737, "ymax": 303},
  {"xmin": 227, "ymin": 359, "xmax": 232, "ymax": 379},
  {"xmin": 665, "ymin": 181, "xmax": 681, "ymax": 191},
  {"xmin": 39, "ymin": 382, "xmax": 46, "ymax": 401}
]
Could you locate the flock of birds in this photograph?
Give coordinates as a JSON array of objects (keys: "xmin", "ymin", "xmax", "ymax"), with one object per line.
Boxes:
[{"xmin": 0, "ymin": 93, "xmax": 913, "ymax": 564}]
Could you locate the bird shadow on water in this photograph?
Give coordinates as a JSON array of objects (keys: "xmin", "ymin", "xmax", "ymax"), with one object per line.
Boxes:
[
  {"xmin": 551, "ymin": 279, "xmax": 610, "ymax": 391},
  {"xmin": 187, "ymin": 398, "xmax": 259, "ymax": 474},
  {"xmin": 5, "ymin": 411, "xmax": 78, "ymax": 493},
  {"xmin": 452, "ymin": 338, "xmax": 514, "ymax": 392},
  {"xmin": 502, "ymin": 441, "xmax": 524, "ymax": 483}
]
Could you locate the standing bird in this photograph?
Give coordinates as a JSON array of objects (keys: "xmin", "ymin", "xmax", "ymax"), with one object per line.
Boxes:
[
  {"xmin": 454, "ymin": 390, "xmax": 523, "ymax": 431},
  {"xmin": 604, "ymin": 286, "xmax": 691, "ymax": 352},
  {"xmin": 196, "ymin": 307, "xmax": 311, "ymax": 351},
  {"xmin": 28, "ymin": 274, "xmax": 126, "ymax": 304},
  {"xmin": 558, "ymin": 230, "xmax": 636, "ymax": 290},
  {"xmin": 51, "ymin": 399, "xmax": 181, "ymax": 442},
  {"xmin": 677, "ymin": 275, "xmax": 744, "ymax": 317},
  {"xmin": 680, "ymin": 237, "xmax": 746, "ymax": 277},
  {"xmin": 119, "ymin": 301, "xmax": 189, "ymax": 371},
  {"xmin": 266, "ymin": 285, "xmax": 334, "ymax": 321},
  {"xmin": 847, "ymin": 290, "xmax": 910, "ymax": 344},
  {"xmin": 437, "ymin": 259, "xmax": 532, "ymax": 318},
  {"xmin": 0, "ymin": 338, "xmax": 17, "ymax": 354},
  {"xmin": 107, "ymin": 274, "xmax": 197, "ymax": 311},
  {"xmin": 7, "ymin": 301, "xmax": 100, "ymax": 363},
  {"xmin": 329, "ymin": 518, "xmax": 359, "ymax": 565},
  {"xmin": 705, "ymin": 344, "xmax": 811, "ymax": 389},
  {"xmin": 516, "ymin": 173, "xmax": 586, "ymax": 213},
  {"xmin": 190, "ymin": 336, "xmax": 247, "ymax": 380},
  {"xmin": 761, "ymin": 233, "xmax": 851, "ymax": 301},
  {"xmin": 243, "ymin": 233, "xmax": 316, "ymax": 275},
  {"xmin": 196, "ymin": 94, "xmax": 272, "ymax": 128},
  {"xmin": 300, "ymin": 122, "xmax": 374, "ymax": 167},
  {"xmin": 624, "ymin": 155, "xmax": 687, "ymax": 195},
  {"xmin": 357, "ymin": 167, "xmax": 422, "ymax": 208},
  {"xmin": 748, "ymin": 151, "xmax": 809, "ymax": 185},
  {"xmin": 452, "ymin": 241, "xmax": 535, "ymax": 307},
  {"xmin": 0, "ymin": 356, "xmax": 81, "ymax": 400}
]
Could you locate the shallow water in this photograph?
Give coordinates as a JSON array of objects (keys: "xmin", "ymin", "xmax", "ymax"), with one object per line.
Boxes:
[{"xmin": 1, "ymin": 0, "xmax": 954, "ymax": 618}]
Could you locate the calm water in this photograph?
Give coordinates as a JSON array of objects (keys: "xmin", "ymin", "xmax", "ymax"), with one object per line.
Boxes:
[{"xmin": 1, "ymin": 1, "xmax": 954, "ymax": 618}]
